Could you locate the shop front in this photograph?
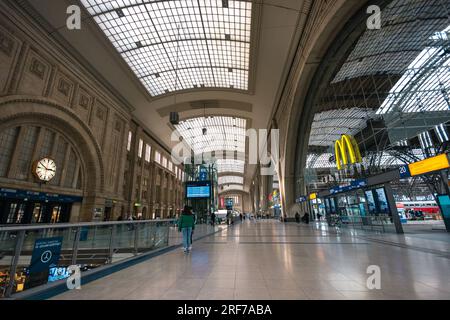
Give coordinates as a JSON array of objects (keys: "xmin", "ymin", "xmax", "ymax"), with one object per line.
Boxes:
[
  {"xmin": 0, "ymin": 188, "xmax": 82, "ymax": 225},
  {"xmin": 321, "ymin": 180, "xmax": 399, "ymax": 233}
]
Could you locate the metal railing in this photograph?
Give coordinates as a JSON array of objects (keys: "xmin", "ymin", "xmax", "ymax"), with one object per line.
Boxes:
[
  {"xmin": 327, "ymin": 214, "xmax": 396, "ymax": 233},
  {"xmin": 0, "ymin": 219, "xmax": 175, "ymax": 298}
]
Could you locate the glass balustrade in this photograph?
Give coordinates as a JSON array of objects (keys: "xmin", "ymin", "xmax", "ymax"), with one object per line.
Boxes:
[{"xmin": 0, "ymin": 219, "xmax": 174, "ymax": 298}]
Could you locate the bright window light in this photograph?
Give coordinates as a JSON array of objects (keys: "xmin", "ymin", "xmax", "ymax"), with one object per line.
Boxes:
[
  {"xmin": 80, "ymin": 0, "xmax": 252, "ymax": 96},
  {"xmin": 145, "ymin": 144, "xmax": 151, "ymax": 162},
  {"xmin": 127, "ymin": 131, "xmax": 132, "ymax": 151},
  {"xmin": 138, "ymin": 139, "xmax": 143, "ymax": 158},
  {"xmin": 155, "ymin": 150, "xmax": 161, "ymax": 164}
]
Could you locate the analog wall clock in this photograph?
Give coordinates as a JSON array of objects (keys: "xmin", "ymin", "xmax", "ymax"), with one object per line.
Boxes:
[{"xmin": 32, "ymin": 157, "xmax": 57, "ymax": 182}]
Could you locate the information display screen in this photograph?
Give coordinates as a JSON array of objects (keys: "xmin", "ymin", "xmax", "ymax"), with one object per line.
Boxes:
[
  {"xmin": 329, "ymin": 197, "xmax": 337, "ymax": 214},
  {"xmin": 375, "ymin": 187, "xmax": 390, "ymax": 214},
  {"xmin": 186, "ymin": 182, "xmax": 211, "ymax": 198},
  {"xmin": 365, "ymin": 190, "xmax": 377, "ymax": 215}
]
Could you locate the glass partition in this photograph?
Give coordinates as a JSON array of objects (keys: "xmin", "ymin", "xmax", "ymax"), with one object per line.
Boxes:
[{"xmin": 0, "ymin": 219, "xmax": 175, "ymax": 298}]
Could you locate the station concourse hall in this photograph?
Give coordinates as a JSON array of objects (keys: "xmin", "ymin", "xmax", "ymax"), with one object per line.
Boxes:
[{"xmin": 0, "ymin": 0, "xmax": 450, "ymax": 306}]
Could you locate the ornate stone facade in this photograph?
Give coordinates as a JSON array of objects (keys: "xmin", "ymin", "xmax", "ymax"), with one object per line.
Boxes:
[{"xmin": 0, "ymin": 2, "xmax": 184, "ymax": 223}]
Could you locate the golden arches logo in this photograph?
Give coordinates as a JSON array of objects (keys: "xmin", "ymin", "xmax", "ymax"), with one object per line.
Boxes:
[{"xmin": 334, "ymin": 135, "xmax": 362, "ymax": 170}]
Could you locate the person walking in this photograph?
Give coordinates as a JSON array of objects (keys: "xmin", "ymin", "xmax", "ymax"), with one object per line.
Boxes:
[
  {"xmin": 190, "ymin": 208, "xmax": 198, "ymax": 245},
  {"xmin": 295, "ymin": 212, "xmax": 300, "ymax": 224},
  {"xmin": 211, "ymin": 211, "xmax": 216, "ymax": 227},
  {"xmin": 178, "ymin": 206, "xmax": 195, "ymax": 253}
]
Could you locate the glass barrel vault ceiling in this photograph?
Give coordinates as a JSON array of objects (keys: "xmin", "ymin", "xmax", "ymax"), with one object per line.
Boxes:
[
  {"xmin": 80, "ymin": 0, "xmax": 252, "ymax": 96},
  {"xmin": 174, "ymin": 116, "xmax": 246, "ymax": 179},
  {"xmin": 175, "ymin": 116, "xmax": 246, "ymax": 154},
  {"xmin": 218, "ymin": 175, "xmax": 244, "ymax": 185}
]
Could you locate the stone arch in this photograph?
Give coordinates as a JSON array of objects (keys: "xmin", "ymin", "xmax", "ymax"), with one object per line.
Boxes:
[
  {"xmin": 0, "ymin": 96, "xmax": 106, "ymax": 218},
  {"xmin": 281, "ymin": 1, "xmax": 390, "ymax": 217}
]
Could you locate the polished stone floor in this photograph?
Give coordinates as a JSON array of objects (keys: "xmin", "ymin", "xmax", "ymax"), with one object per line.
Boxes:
[{"xmin": 52, "ymin": 220, "xmax": 450, "ymax": 300}]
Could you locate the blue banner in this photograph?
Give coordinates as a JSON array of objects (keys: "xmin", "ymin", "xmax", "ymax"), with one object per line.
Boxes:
[
  {"xmin": 28, "ymin": 237, "xmax": 63, "ymax": 274},
  {"xmin": 330, "ymin": 179, "xmax": 368, "ymax": 195}
]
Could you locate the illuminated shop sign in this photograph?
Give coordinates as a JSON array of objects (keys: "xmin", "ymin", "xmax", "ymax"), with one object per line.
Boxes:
[
  {"xmin": 334, "ymin": 135, "xmax": 362, "ymax": 170},
  {"xmin": 296, "ymin": 196, "xmax": 307, "ymax": 203},
  {"xmin": 399, "ymin": 154, "xmax": 450, "ymax": 178},
  {"xmin": 309, "ymin": 193, "xmax": 317, "ymax": 200}
]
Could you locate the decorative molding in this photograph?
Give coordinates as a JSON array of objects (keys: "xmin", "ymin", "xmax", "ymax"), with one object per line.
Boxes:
[
  {"xmin": 0, "ymin": 30, "xmax": 14, "ymax": 56},
  {"xmin": 79, "ymin": 93, "xmax": 90, "ymax": 109},
  {"xmin": 57, "ymin": 77, "xmax": 72, "ymax": 97},
  {"xmin": 29, "ymin": 56, "xmax": 46, "ymax": 79}
]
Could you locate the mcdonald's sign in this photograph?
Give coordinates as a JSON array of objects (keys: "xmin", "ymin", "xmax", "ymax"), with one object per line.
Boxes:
[{"xmin": 334, "ymin": 135, "xmax": 362, "ymax": 170}]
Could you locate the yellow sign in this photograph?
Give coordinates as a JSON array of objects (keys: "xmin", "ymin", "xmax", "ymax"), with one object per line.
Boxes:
[
  {"xmin": 335, "ymin": 135, "xmax": 362, "ymax": 170},
  {"xmin": 309, "ymin": 193, "xmax": 317, "ymax": 200},
  {"xmin": 409, "ymin": 154, "xmax": 450, "ymax": 176}
]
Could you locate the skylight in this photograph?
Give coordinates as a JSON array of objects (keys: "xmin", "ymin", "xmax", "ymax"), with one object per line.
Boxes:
[
  {"xmin": 216, "ymin": 159, "xmax": 245, "ymax": 174},
  {"xmin": 220, "ymin": 184, "xmax": 244, "ymax": 192},
  {"xmin": 377, "ymin": 25, "xmax": 450, "ymax": 115},
  {"xmin": 218, "ymin": 175, "xmax": 244, "ymax": 185},
  {"xmin": 174, "ymin": 116, "xmax": 247, "ymax": 154},
  {"xmin": 80, "ymin": 0, "xmax": 252, "ymax": 96},
  {"xmin": 309, "ymin": 108, "xmax": 377, "ymax": 147}
]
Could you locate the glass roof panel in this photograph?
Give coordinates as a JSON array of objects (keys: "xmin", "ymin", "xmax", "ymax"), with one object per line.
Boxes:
[
  {"xmin": 220, "ymin": 184, "xmax": 244, "ymax": 192},
  {"xmin": 308, "ymin": 108, "xmax": 377, "ymax": 147},
  {"xmin": 218, "ymin": 176, "xmax": 244, "ymax": 185},
  {"xmin": 80, "ymin": 0, "xmax": 252, "ymax": 96},
  {"xmin": 377, "ymin": 26, "xmax": 450, "ymax": 115},
  {"xmin": 174, "ymin": 116, "xmax": 247, "ymax": 154},
  {"xmin": 216, "ymin": 159, "xmax": 245, "ymax": 174}
]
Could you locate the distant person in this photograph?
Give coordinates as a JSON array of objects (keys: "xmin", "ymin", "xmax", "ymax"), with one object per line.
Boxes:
[
  {"xmin": 295, "ymin": 212, "xmax": 300, "ymax": 224},
  {"xmin": 240, "ymin": 213, "xmax": 243, "ymax": 222},
  {"xmin": 211, "ymin": 212, "xmax": 216, "ymax": 227},
  {"xmin": 178, "ymin": 206, "xmax": 195, "ymax": 253},
  {"xmin": 302, "ymin": 212, "xmax": 310, "ymax": 224},
  {"xmin": 317, "ymin": 213, "xmax": 322, "ymax": 221}
]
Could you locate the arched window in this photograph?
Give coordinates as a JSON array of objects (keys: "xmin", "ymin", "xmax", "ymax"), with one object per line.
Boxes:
[{"xmin": 0, "ymin": 125, "xmax": 83, "ymax": 190}]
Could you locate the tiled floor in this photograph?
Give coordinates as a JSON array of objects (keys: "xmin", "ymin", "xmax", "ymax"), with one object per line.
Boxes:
[{"xmin": 52, "ymin": 220, "xmax": 450, "ymax": 300}]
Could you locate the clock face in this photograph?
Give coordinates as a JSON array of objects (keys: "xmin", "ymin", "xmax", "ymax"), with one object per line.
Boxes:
[{"xmin": 34, "ymin": 158, "xmax": 57, "ymax": 182}]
